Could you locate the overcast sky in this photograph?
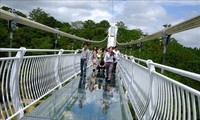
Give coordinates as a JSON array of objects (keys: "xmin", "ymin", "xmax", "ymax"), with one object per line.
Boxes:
[{"xmin": 1, "ymin": 0, "xmax": 200, "ymax": 48}]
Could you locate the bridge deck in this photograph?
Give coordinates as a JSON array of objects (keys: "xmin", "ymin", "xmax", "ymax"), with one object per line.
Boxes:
[{"xmin": 21, "ymin": 67, "xmax": 131, "ymax": 120}]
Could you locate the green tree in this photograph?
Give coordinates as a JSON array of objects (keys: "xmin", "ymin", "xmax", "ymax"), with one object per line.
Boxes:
[
  {"xmin": 93, "ymin": 20, "xmax": 110, "ymax": 41},
  {"xmin": 29, "ymin": 7, "xmax": 58, "ymax": 28},
  {"xmin": 83, "ymin": 20, "xmax": 96, "ymax": 29},
  {"xmin": 81, "ymin": 20, "xmax": 96, "ymax": 40},
  {"xmin": 116, "ymin": 21, "xmax": 127, "ymax": 29},
  {"xmin": 71, "ymin": 21, "xmax": 84, "ymax": 29},
  {"xmin": 96, "ymin": 20, "xmax": 110, "ymax": 29},
  {"xmin": 31, "ymin": 37, "xmax": 52, "ymax": 49},
  {"xmin": 1, "ymin": 6, "xmax": 27, "ymax": 18},
  {"xmin": 29, "ymin": 7, "xmax": 49, "ymax": 23}
]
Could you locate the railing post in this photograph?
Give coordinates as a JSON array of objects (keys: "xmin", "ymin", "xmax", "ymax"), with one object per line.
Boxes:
[
  {"xmin": 125, "ymin": 55, "xmax": 130, "ymax": 101},
  {"xmin": 124, "ymin": 54, "xmax": 128, "ymax": 59},
  {"xmin": 161, "ymin": 24, "xmax": 171, "ymax": 74},
  {"xmin": 8, "ymin": 9, "xmax": 17, "ymax": 57},
  {"xmin": 55, "ymin": 49, "xmax": 64, "ymax": 89},
  {"xmin": 146, "ymin": 60, "xmax": 156, "ymax": 119},
  {"xmin": 73, "ymin": 50, "xmax": 78, "ymax": 77},
  {"xmin": 10, "ymin": 47, "xmax": 26, "ymax": 119},
  {"xmin": 127, "ymin": 56, "xmax": 135, "ymax": 101},
  {"xmin": 137, "ymin": 38, "xmax": 143, "ymax": 64}
]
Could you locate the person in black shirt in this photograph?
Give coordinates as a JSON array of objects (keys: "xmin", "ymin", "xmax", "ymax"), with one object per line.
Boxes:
[{"xmin": 97, "ymin": 58, "xmax": 105, "ymax": 72}]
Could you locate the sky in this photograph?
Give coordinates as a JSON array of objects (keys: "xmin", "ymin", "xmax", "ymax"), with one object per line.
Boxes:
[{"xmin": 1, "ymin": 0, "xmax": 200, "ymax": 48}]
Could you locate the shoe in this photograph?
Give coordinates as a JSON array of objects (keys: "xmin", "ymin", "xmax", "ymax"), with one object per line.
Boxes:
[{"xmin": 107, "ymin": 77, "xmax": 112, "ymax": 81}]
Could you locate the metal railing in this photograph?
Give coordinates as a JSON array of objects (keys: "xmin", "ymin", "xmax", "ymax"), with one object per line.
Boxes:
[
  {"xmin": 0, "ymin": 48, "xmax": 91, "ymax": 120},
  {"xmin": 118, "ymin": 54, "xmax": 200, "ymax": 119}
]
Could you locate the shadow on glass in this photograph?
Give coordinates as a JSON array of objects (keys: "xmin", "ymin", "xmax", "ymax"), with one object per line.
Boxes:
[{"xmin": 78, "ymin": 76, "xmax": 86, "ymax": 108}]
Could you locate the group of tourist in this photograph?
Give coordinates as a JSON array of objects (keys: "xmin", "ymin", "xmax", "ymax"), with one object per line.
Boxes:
[{"xmin": 80, "ymin": 43, "xmax": 120, "ymax": 81}]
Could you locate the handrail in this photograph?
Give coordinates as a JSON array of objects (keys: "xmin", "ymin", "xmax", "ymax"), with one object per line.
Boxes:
[
  {"xmin": 118, "ymin": 54, "xmax": 200, "ymax": 119},
  {"xmin": 117, "ymin": 15, "xmax": 200, "ymax": 46},
  {"xmin": 0, "ymin": 48, "xmax": 24, "ymax": 52},
  {"xmin": 150, "ymin": 62, "xmax": 200, "ymax": 82},
  {"xmin": 0, "ymin": 48, "xmax": 75, "ymax": 52},
  {"xmin": 0, "ymin": 9, "xmax": 108, "ymax": 43},
  {"xmin": 122, "ymin": 54, "xmax": 200, "ymax": 82}
]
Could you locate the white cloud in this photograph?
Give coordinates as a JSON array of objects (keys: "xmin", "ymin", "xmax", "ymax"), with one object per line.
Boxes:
[
  {"xmin": 155, "ymin": 0, "xmax": 200, "ymax": 6},
  {"xmin": 184, "ymin": 10, "xmax": 200, "ymax": 19},
  {"xmin": 114, "ymin": 1, "xmax": 173, "ymax": 33},
  {"xmin": 87, "ymin": 9, "xmax": 112, "ymax": 22},
  {"xmin": 173, "ymin": 28, "xmax": 200, "ymax": 48}
]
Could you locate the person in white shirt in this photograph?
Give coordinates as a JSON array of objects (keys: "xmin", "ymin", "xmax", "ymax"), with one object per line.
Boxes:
[
  {"xmin": 104, "ymin": 46, "xmax": 115, "ymax": 80},
  {"xmin": 91, "ymin": 46, "xmax": 98, "ymax": 72},
  {"xmin": 113, "ymin": 46, "xmax": 121, "ymax": 73},
  {"xmin": 80, "ymin": 43, "xmax": 90, "ymax": 77}
]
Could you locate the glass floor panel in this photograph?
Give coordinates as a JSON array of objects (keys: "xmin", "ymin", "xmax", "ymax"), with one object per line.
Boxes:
[{"xmin": 21, "ymin": 68, "xmax": 131, "ymax": 120}]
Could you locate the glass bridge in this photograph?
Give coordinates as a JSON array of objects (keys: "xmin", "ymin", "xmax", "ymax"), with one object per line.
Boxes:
[{"xmin": 21, "ymin": 67, "xmax": 131, "ymax": 120}]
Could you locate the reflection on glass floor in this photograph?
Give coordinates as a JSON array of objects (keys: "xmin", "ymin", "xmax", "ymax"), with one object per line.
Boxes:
[{"xmin": 21, "ymin": 68, "xmax": 130, "ymax": 120}]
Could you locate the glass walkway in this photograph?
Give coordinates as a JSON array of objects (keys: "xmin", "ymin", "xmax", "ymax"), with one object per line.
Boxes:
[{"xmin": 21, "ymin": 67, "xmax": 132, "ymax": 120}]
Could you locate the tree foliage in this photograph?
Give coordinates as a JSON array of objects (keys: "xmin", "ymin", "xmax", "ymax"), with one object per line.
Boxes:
[{"xmin": 116, "ymin": 21, "xmax": 127, "ymax": 29}]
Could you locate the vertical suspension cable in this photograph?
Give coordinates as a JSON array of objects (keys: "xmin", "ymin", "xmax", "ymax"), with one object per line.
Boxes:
[{"xmin": 112, "ymin": 0, "xmax": 113, "ymax": 23}]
